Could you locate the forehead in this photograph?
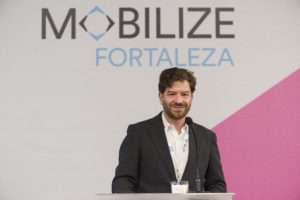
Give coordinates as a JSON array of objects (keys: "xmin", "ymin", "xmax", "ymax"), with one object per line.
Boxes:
[{"xmin": 165, "ymin": 81, "xmax": 191, "ymax": 92}]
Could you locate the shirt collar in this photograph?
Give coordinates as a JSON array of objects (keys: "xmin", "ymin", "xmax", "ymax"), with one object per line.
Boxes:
[{"xmin": 162, "ymin": 112, "xmax": 189, "ymax": 133}]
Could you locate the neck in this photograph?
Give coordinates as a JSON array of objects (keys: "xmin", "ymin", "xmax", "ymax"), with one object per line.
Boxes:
[{"xmin": 163, "ymin": 112, "xmax": 186, "ymax": 134}]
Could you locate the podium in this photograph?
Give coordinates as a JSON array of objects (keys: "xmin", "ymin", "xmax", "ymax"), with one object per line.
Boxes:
[{"xmin": 95, "ymin": 193, "xmax": 235, "ymax": 200}]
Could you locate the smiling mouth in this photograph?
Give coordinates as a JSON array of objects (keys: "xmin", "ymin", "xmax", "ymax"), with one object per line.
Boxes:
[{"xmin": 173, "ymin": 106, "xmax": 185, "ymax": 110}]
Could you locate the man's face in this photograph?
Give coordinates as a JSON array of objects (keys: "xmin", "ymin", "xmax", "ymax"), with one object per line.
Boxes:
[{"xmin": 159, "ymin": 80, "xmax": 193, "ymax": 120}]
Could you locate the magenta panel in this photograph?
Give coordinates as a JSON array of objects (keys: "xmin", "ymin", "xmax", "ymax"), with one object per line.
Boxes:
[{"xmin": 213, "ymin": 69, "xmax": 300, "ymax": 200}]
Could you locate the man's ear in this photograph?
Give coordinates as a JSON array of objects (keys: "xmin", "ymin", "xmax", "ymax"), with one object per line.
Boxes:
[{"xmin": 158, "ymin": 92, "xmax": 163, "ymax": 105}]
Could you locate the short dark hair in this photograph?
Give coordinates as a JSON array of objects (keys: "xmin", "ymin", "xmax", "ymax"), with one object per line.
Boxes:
[{"xmin": 159, "ymin": 67, "xmax": 196, "ymax": 94}]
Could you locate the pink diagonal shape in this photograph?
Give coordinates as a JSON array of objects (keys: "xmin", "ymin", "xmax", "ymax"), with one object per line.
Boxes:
[{"xmin": 213, "ymin": 68, "xmax": 300, "ymax": 200}]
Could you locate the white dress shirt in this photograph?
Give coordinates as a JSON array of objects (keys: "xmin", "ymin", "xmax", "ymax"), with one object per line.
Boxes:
[{"xmin": 162, "ymin": 113, "xmax": 189, "ymax": 182}]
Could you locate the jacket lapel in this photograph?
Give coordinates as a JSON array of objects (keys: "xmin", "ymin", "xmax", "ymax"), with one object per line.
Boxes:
[
  {"xmin": 182, "ymin": 123, "xmax": 202, "ymax": 180},
  {"xmin": 147, "ymin": 112, "xmax": 176, "ymax": 181}
]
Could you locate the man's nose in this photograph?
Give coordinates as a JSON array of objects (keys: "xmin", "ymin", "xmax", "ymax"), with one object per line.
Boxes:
[{"xmin": 174, "ymin": 94, "xmax": 184, "ymax": 103}]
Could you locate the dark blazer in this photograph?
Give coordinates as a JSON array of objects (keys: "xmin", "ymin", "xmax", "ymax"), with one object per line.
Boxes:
[{"xmin": 112, "ymin": 112, "xmax": 226, "ymax": 193}]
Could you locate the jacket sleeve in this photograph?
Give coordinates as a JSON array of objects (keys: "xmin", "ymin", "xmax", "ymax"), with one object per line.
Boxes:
[
  {"xmin": 112, "ymin": 125, "xmax": 140, "ymax": 193},
  {"xmin": 204, "ymin": 132, "xmax": 227, "ymax": 192}
]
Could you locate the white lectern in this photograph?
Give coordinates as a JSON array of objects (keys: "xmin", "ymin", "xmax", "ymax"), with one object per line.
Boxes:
[{"xmin": 95, "ymin": 193, "xmax": 235, "ymax": 200}]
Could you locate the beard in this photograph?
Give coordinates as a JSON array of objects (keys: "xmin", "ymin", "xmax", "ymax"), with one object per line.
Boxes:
[{"xmin": 163, "ymin": 102, "xmax": 191, "ymax": 120}]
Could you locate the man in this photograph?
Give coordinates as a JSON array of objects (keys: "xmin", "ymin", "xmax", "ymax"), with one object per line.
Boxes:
[{"xmin": 112, "ymin": 67, "xmax": 226, "ymax": 193}]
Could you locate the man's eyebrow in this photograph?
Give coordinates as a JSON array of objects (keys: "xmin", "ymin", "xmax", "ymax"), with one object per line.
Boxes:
[
  {"xmin": 167, "ymin": 90, "xmax": 191, "ymax": 93},
  {"xmin": 181, "ymin": 91, "xmax": 191, "ymax": 94}
]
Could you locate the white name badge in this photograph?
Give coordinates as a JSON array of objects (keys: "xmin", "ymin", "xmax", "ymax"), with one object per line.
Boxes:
[{"xmin": 171, "ymin": 181, "xmax": 189, "ymax": 194}]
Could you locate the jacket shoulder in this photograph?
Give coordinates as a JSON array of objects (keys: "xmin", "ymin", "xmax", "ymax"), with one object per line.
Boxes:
[
  {"xmin": 192, "ymin": 122, "xmax": 217, "ymax": 138},
  {"xmin": 128, "ymin": 113, "xmax": 161, "ymax": 129}
]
